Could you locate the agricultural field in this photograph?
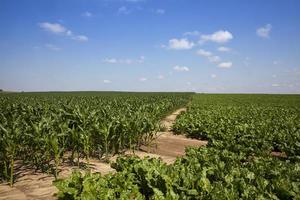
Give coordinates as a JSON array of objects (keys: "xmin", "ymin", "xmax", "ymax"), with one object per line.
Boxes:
[
  {"xmin": 55, "ymin": 94, "xmax": 300, "ymax": 199},
  {"xmin": 1, "ymin": 0, "xmax": 300, "ymax": 199},
  {"xmin": 0, "ymin": 92, "xmax": 192, "ymax": 187},
  {"xmin": 1, "ymin": 93, "xmax": 300, "ymax": 199},
  {"xmin": 173, "ymin": 94, "xmax": 300, "ymax": 157}
]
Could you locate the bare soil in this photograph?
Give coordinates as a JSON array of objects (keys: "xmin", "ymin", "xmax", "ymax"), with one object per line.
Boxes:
[
  {"xmin": 0, "ymin": 108, "xmax": 207, "ymax": 200},
  {"xmin": 140, "ymin": 108, "xmax": 208, "ymax": 157}
]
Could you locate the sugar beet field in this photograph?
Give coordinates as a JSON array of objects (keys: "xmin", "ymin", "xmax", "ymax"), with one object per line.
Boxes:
[{"xmin": 0, "ymin": 92, "xmax": 300, "ymax": 199}]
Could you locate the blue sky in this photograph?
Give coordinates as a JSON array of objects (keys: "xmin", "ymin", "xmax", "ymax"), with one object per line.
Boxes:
[{"xmin": 0, "ymin": 0, "xmax": 299, "ymax": 93}]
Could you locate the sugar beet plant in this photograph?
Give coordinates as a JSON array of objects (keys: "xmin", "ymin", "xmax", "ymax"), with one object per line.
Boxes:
[
  {"xmin": 54, "ymin": 94, "xmax": 300, "ymax": 199},
  {"xmin": 0, "ymin": 92, "xmax": 192, "ymax": 185},
  {"xmin": 173, "ymin": 94, "xmax": 300, "ymax": 157},
  {"xmin": 54, "ymin": 147, "xmax": 300, "ymax": 199}
]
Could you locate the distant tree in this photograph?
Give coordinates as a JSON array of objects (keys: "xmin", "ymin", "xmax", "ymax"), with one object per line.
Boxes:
[{"xmin": 0, "ymin": 89, "xmax": 3, "ymax": 92}]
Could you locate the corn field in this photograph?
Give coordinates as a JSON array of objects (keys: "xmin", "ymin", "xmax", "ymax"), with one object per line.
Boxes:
[{"xmin": 0, "ymin": 92, "xmax": 192, "ymax": 186}]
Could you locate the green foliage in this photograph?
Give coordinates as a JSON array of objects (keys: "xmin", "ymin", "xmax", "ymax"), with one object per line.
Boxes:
[
  {"xmin": 54, "ymin": 147, "xmax": 300, "ymax": 199},
  {"xmin": 54, "ymin": 94, "xmax": 300, "ymax": 199},
  {"xmin": 173, "ymin": 94, "xmax": 300, "ymax": 157},
  {"xmin": 0, "ymin": 92, "xmax": 192, "ymax": 185}
]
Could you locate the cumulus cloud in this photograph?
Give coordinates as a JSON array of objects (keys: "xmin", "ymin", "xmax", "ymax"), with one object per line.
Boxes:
[
  {"xmin": 211, "ymin": 74, "xmax": 217, "ymax": 78},
  {"xmin": 103, "ymin": 80, "xmax": 112, "ymax": 84},
  {"xmin": 173, "ymin": 65, "xmax": 190, "ymax": 72},
  {"xmin": 102, "ymin": 56, "xmax": 145, "ymax": 64},
  {"xmin": 82, "ymin": 11, "xmax": 93, "ymax": 17},
  {"xmin": 73, "ymin": 35, "xmax": 89, "ymax": 41},
  {"xmin": 201, "ymin": 30, "xmax": 233, "ymax": 43},
  {"xmin": 256, "ymin": 24, "xmax": 272, "ymax": 38},
  {"xmin": 196, "ymin": 49, "xmax": 212, "ymax": 57},
  {"xmin": 218, "ymin": 62, "xmax": 232, "ymax": 68},
  {"xmin": 217, "ymin": 46, "xmax": 231, "ymax": 52},
  {"xmin": 156, "ymin": 9, "xmax": 165, "ymax": 14},
  {"xmin": 167, "ymin": 38, "xmax": 195, "ymax": 50},
  {"xmin": 196, "ymin": 49, "xmax": 221, "ymax": 63},
  {"xmin": 208, "ymin": 56, "xmax": 221, "ymax": 63},
  {"xmin": 39, "ymin": 22, "xmax": 66, "ymax": 34},
  {"xmin": 38, "ymin": 22, "xmax": 88, "ymax": 42}
]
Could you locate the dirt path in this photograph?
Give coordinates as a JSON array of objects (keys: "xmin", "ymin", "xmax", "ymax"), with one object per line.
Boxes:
[
  {"xmin": 140, "ymin": 108, "xmax": 208, "ymax": 157},
  {"xmin": 0, "ymin": 107, "xmax": 207, "ymax": 200}
]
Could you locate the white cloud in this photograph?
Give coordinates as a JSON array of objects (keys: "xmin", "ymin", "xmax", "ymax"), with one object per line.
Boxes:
[
  {"xmin": 186, "ymin": 82, "xmax": 191, "ymax": 85},
  {"xmin": 196, "ymin": 49, "xmax": 221, "ymax": 63},
  {"xmin": 156, "ymin": 9, "xmax": 165, "ymax": 14},
  {"xmin": 196, "ymin": 49, "xmax": 212, "ymax": 57},
  {"xmin": 118, "ymin": 6, "xmax": 130, "ymax": 15},
  {"xmin": 82, "ymin": 11, "xmax": 93, "ymax": 17},
  {"xmin": 157, "ymin": 74, "xmax": 164, "ymax": 79},
  {"xmin": 208, "ymin": 55, "xmax": 221, "ymax": 63},
  {"xmin": 201, "ymin": 30, "xmax": 233, "ymax": 43},
  {"xmin": 102, "ymin": 56, "xmax": 144, "ymax": 64},
  {"xmin": 39, "ymin": 22, "xmax": 66, "ymax": 34},
  {"xmin": 103, "ymin": 58, "xmax": 131, "ymax": 64},
  {"xmin": 103, "ymin": 80, "xmax": 111, "ymax": 84},
  {"xmin": 103, "ymin": 58, "xmax": 117, "ymax": 63},
  {"xmin": 272, "ymin": 83, "xmax": 280, "ymax": 87},
  {"xmin": 211, "ymin": 74, "xmax": 217, "ymax": 78},
  {"xmin": 272, "ymin": 74, "xmax": 277, "ymax": 78},
  {"xmin": 173, "ymin": 65, "xmax": 190, "ymax": 72},
  {"xmin": 217, "ymin": 46, "xmax": 231, "ymax": 52},
  {"xmin": 38, "ymin": 22, "xmax": 88, "ymax": 42},
  {"xmin": 167, "ymin": 38, "xmax": 194, "ymax": 50},
  {"xmin": 72, "ymin": 35, "xmax": 89, "ymax": 42},
  {"xmin": 183, "ymin": 31, "xmax": 200, "ymax": 36},
  {"xmin": 139, "ymin": 77, "xmax": 147, "ymax": 81},
  {"xmin": 45, "ymin": 44, "xmax": 61, "ymax": 51},
  {"xmin": 256, "ymin": 24, "xmax": 272, "ymax": 38},
  {"xmin": 218, "ymin": 62, "xmax": 232, "ymax": 68}
]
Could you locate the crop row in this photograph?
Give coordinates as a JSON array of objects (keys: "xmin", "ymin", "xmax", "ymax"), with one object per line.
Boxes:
[
  {"xmin": 55, "ymin": 147, "xmax": 300, "ymax": 199},
  {"xmin": 55, "ymin": 94, "xmax": 300, "ymax": 199},
  {"xmin": 0, "ymin": 92, "xmax": 192, "ymax": 186},
  {"xmin": 173, "ymin": 94, "xmax": 300, "ymax": 157}
]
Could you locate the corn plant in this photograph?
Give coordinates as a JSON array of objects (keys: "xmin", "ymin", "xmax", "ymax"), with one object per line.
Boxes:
[{"xmin": 0, "ymin": 92, "xmax": 193, "ymax": 184}]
